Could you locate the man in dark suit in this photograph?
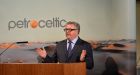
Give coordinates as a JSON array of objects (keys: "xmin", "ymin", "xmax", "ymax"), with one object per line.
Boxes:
[{"xmin": 36, "ymin": 21, "xmax": 94, "ymax": 69}]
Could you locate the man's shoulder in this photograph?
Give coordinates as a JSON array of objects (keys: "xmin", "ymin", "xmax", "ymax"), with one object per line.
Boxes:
[
  {"xmin": 57, "ymin": 39, "xmax": 67, "ymax": 44},
  {"xmin": 78, "ymin": 38, "xmax": 90, "ymax": 45}
]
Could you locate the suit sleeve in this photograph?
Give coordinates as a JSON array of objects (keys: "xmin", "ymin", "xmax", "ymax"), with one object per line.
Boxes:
[
  {"xmin": 84, "ymin": 43, "xmax": 94, "ymax": 69},
  {"xmin": 42, "ymin": 48, "xmax": 58, "ymax": 63}
]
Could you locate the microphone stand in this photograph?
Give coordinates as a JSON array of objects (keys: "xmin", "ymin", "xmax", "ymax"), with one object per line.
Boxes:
[{"xmin": 0, "ymin": 42, "xmax": 15, "ymax": 63}]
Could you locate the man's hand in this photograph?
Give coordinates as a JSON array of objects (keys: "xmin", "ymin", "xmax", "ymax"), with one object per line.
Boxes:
[
  {"xmin": 36, "ymin": 48, "xmax": 47, "ymax": 58},
  {"xmin": 80, "ymin": 50, "xmax": 86, "ymax": 61}
]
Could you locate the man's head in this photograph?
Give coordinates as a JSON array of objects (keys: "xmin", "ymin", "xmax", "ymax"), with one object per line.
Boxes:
[{"xmin": 64, "ymin": 21, "xmax": 80, "ymax": 40}]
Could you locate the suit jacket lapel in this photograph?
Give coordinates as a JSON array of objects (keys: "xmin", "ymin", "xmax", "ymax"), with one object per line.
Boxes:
[{"xmin": 62, "ymin": 40, "xmax": 69, "ymax": 58}]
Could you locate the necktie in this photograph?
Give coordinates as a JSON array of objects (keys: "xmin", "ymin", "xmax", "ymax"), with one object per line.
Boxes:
[{"xmin": 68, "ymin": 40, "xmax": 72, "ymax": 57}]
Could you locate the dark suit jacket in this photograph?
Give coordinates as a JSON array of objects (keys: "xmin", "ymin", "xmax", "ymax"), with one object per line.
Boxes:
[{"xmin": 43, "ymin": 37, "xmax": 94, "ymax": 69}]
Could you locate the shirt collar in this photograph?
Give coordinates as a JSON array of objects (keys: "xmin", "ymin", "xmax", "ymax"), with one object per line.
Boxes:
[{"xmin": 67, "ymin": 36, "xmax": 78, "ymax": 44}]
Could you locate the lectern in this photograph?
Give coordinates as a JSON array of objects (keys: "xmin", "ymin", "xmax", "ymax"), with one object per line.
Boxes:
[{"xmin": 0, "ymin": 62, "xmax": 86, "ymax": 75}]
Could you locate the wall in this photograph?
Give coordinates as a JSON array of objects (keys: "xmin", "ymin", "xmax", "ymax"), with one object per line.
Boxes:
[
  {"xmin": 0, "ymin": 0, "xmax": 136, "ymax": 43},
  {"xmin": 111, "ymin": 0, "xmax": 136, "ymax": 40}
]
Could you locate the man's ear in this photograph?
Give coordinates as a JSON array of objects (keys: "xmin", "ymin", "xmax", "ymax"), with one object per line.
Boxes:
[{"xmin": 78, "ymin": 30, "xmax": 80, "ymax": 34}]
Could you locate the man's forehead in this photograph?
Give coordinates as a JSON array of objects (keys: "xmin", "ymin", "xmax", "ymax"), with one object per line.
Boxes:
[{"xmin": 65, "ymin": 24, "xmax": 76, "ymax": 28}]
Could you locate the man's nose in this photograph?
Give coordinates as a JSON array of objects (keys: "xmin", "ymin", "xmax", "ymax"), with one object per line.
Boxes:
[{"xmin": 66, "ymin": 30, "xmax": 71, "ymax": 33}]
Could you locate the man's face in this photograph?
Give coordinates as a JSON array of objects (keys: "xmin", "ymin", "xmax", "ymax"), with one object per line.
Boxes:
[{"xmin": 64, "ymin": 24, "xmax": 79, "ymax": 40}]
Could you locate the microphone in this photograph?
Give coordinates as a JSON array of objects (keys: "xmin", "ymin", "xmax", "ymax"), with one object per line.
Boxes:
[
  {"xmin": 0, "ymin": 41, "xmax": 28, "ymax": 63},
  {"xmin": 16, "ymin": 41, "xmax": 28, "ymax": 44}
]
